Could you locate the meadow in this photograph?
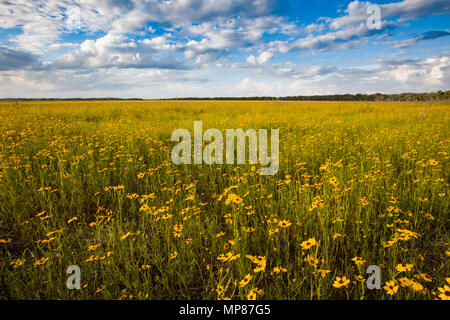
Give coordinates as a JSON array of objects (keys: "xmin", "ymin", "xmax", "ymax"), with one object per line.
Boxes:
[{"xmin": 0, "ymin": 100, "xmax": 449, "ymax": 300}]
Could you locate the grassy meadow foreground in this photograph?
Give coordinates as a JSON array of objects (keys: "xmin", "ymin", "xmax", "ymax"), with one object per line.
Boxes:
[{"xmin": 0, "ymin": 100, "xmax": 449, "ymax": 300}]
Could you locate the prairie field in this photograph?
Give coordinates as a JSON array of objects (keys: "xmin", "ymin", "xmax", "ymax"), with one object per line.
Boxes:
[{"xmin": 0, "ymin": 100, "xmax": 449, "ymax": 300}]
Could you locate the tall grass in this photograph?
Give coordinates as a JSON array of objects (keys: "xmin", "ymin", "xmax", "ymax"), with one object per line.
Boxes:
[{"xmin": 0, "ymin": 100, "xmax": 449, "ymax": 299}]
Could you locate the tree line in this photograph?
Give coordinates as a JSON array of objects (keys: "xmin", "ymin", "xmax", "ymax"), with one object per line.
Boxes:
[
  {"xmin": 1, "ymin": 90, "xmax": 449, "ymax": 102},
  {"xmin": 165, "ymin": 90, "xmax": 450, "ymax": 101}
]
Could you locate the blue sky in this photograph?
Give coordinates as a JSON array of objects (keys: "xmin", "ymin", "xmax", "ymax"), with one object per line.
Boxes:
[{"xmin": 0, "ymin": 0, "xmax": 449, "ymax": 98}]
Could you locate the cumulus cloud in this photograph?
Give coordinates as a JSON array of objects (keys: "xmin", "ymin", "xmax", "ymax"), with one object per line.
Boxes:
[
  {"xmin": 247, "ymin": 51, "xmax": 274, "ymax": 65},
  {"xmin": 49, "ymin": 33, "xmax": 189, "ymax": 70},
  {"xmin": 278, "ymin": 0, "xmax": 450, "ymax": 53},
  {"xmin": 0, "ymin": 0, "xmax": 276, "ymax": 53},
  {"xmin": 0, "ymin": 0, "xmax": 449, "ymax": 98}
]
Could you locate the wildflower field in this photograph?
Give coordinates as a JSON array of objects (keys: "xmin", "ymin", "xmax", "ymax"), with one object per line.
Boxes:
[{"xmin": 0, "ymin": 100, "xmax": 449, "ymax": 300}]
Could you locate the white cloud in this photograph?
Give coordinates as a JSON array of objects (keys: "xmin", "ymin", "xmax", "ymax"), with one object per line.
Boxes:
[
  {"xmin": 278, "ymin": 0, "xmax": 450, "ymax": 53},
  {"xmin": 0, "ymin": 0, "xmax": 449, "ymax": 98},
  {"xmin": 246, "ymin": 51, "xmax": 274, "ymax": 65},
  {"xmin": 2, "ymin": 52, "xmax": 448, "ymax": 98}
]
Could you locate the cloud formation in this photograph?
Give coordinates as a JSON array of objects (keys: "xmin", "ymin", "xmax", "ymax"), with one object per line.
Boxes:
[{"xmin": 0, "ymin": 0, "xmax": 449, "ymax": 97}]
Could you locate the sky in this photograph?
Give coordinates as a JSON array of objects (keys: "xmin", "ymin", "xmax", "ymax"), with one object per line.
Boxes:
[{"xmin": 0, "ymin": 0, "xmax": 449, "ymax": 98}]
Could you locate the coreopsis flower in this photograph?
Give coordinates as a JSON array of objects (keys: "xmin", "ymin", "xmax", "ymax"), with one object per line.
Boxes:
[
  {"xmin": 216, "ymin": 284, "xmax": 225, "ymax": 296},
  {"xmin": 67, "ymin": 217, "xmax": 78, "ymax": 224},
  {"xmin": 300, "ymin": 238, "xmax": 317, "ymax": 250},
  {"xmin": 268, "ymin": 228, "xmax": 279, "ymax": 235},
  {"xmin": 351, "ymin": 256, "xmax": 366, "ymax": 266},
  {"xmin": 419, "ymin": 274, "xmax": 432, "ymax": 282},
  {"xmin": 225, "ymin": 193, "xmax": 243, "ymax": 205},
  {"xmin": 10, "ymin": 258, "xmax": 25, "ymax": 268},
  {"xmin": 169, "ymin": 251, "xmax": 178, "ymax": 260},
  {"xmin": 438, "ymin": 285, "xmax": 450, "ymax": 300},
  {"xmin": 239, "ymin": 274, "xmax": 252, "ymax": 287},
  {"xmin": 398, "ymin": 277, "xmax": 413, "ymax": 287},
  {"xmin": 332, "ymin": 233, "xmax": 344, "ymax": 240},
  {"xmin": 88, "ymin": 244, "xmax": 101, "ymax": 251},
  {"xmin": 396, "ymin": 263, "xmax": 414, "ymax": 272},
  {"xmin": 246, "ymin": 255, "xmax": 266, "ymax": 273},
  {"xmin": 172, "ymin": 224, "xmax": 183, "ymax": 237},
  {"xmin": 333, "ymin": 276, "xmax": 350, "ymax": 288},
  {"xmin": 272, "ymin": 266, "xmax": 287, "ymax": 275},
  {"xmin": 247, "ymin": 289, "xmax": 257, "ymax": 300},
  {"xmin": 410, "ymin": 281, "xmax": 424, "ymax": 292},
  {"xmin": 383, "ymin": 280, "xmax": 399, "ymax": 295},
  {"xmin": 317, "ymin": 269, "xmax": 331, "ymax": 278},
  {"xmin": 217, "ymin": 252, "xmax": 240, "ymax": 262},
  {"xmin": 278, "ymin": 220, "xmax": 291, "ymax": 228},
  {"xmin": 120, "ymin": 232, "xmax": 133, "ymax": 241},
  {"xmin": 329, "ymin": 177, "xmax": 339, "ymax": 186},
  {"xmin": 34, "ymin": 257, "xmax": 49, "ymax": 266}
]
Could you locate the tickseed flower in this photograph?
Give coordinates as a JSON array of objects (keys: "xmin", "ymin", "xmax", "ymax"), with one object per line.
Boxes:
[
  {"xmin": 278, "ymin": 220, "xmax": 291, "ymax": 228},
  {"xmin": 239, "ymin": 274, "xmax": 252, "ymax": 287},
  {"xmin": 333, "ymin": 276, "xmax": 350, "ymax": 288},
  {"xmin": 360, "ymin": 197, "xmax": 369, "ymax": 206},
  {"xmin": 419, "ymin": 274, "xmax": 432, "ymax": 282},
  {"xmin": 67, "ymin": 217, "xmax": 78, "ymax": 224},
  {"xmin": 246, "ymin": 255, "xmax": 266, "ymax": 273},
  {"xmin": 410, "ymin": 281, "xmax": 424, "ymax": 292},
  {"xmin": 396, "ymin": 263, "xmax": 414, "ymax": 272},
  {"xmin": 304, "ymin": 255, "xmax": 319, "ymax": 267},
  {"xmin": 351, "ymin": 256, "xmax": 366, "ymax": 266},
  {"xmin": 300, "ymin": 238, "xmax": 317, "ymax": 250},
  {"xmin": 37, "ymin": 237, "xmax": 56, "ymax": 244},
  {"xmin": 10, "ymin": 258, "xmax": 25, "ymax": 268},
  {"xmin": 169, "ymin": 251, "xmax": 178, "ymax": 260},
  {"xmin": 172, "ymin": 224, "xmax": 183, "ymax": 237},
  {"xmin": 225, "ymin": 193, "xmax": 243, "ymax": 205},
  {"xmin": 140, "ymin": 265, "xmax": 151, "ymax": 270},
  {"xmin": 217, "ymin": 252, "xmax": 240, "ymax": 262},
  {"xmin": 316, "ymin": 269, "xmax": 331, "ymax": 278},
  {"xmin": 383, "ymin": 239, "xmax": 398, "ymax": 248},
  {"xmin": 120, "ymin": 232, "xmax": 133, "ymax": 241},
  {"xmin": 398, "ymin": 277, "xmax": 413, "ymax": 287},
  {"xmin": 0, "ymin": 238, "xmax": 12, "ymax": 244},
  {"xmin": 34, "ymin": 257, "xmax": 49, "ymax": 266},
  {"xmin": 383, "ymin": 280, "xmax": 399, "ymax": 295},
  {"xmin": 329, "ymin": 177, "xmax": 339, "ymax": 186},
  {"xmin": 137, "ymin": 172, "xmax": 146, "ymax": 179},
  {"xmin": 88, "ymin": 244, "xmax": 101, "ymax": 251},
  {"xmin": 85, "ymin": 255, "xmax": 98, "ymax": 263},
  {"xmin": 247, "ymin": 289, "xmax": 257, "ymax": 300},
  {"xmin": 216, "ymin": 284, "xmax": 225, "ymax": 296},
  {"xmin": 272, "ymin": 266, "xmax": 287, "ymax": 275},
  {"xmin": 438, "ymin": 285, "xmax": 450, "ymax": 300}
]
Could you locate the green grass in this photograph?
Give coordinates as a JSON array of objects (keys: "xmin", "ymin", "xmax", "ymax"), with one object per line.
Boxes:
[{"xmin": 0, "ymin": 100, "xmax": 449, "ymax": 300}]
